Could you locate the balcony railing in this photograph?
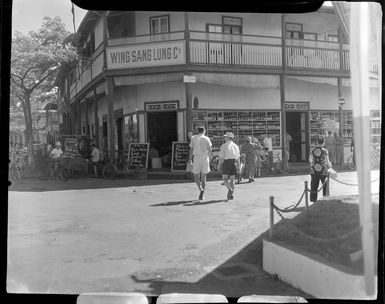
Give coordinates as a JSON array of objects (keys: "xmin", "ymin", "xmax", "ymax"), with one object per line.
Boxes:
[
  {"xmin": 69, "ymin": 50, "xmax": 104, "ymax": 100},
  {"xmin": 68, "ymin": 31, "xmax": 380, "ymax": 100},
  {"xmin": 189, "ymin": 31, "xmax": 282, "ymax": 67}
]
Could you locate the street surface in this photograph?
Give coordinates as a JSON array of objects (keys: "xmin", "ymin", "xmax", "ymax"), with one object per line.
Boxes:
[{"xmin": 7, "ymin": 171, "xmax": 380, "ymax": 297}]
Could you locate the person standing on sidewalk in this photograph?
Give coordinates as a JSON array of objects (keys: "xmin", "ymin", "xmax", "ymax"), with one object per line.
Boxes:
[
  {"xmin": 241, "ymin": 136, "xmax": 258, "ymax": 183},
  {"xmin": 263, "ymin": 134, "xmax": 274, "ymax": 171},
  {"xmin": 334, "ymin": 132, "xmax": 345, "ymax": 167},
  {"xmin": 189, "ymin": 126, "xmax": 212, "ymax": 200},
  {"xmin": 218, "ymin": 132, "xmax": 241, "ymax": 200},
  {"xmin": 90, "ymin": 144, "xmax": 101, "ymax": 177},
  {"xmin": 325, "ymin": 131, "xmax": 336, "ymax": 165},
  {"xmin": 309, "ymin": 137, "xmax": 332, "ymax": 203}
]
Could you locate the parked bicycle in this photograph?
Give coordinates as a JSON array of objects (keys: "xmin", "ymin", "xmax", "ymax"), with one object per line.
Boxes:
[
  {"xmin": 347, "ymin": 145, "xmax": 380, "ymax": 170},
  {"xmin": 259, "ymin": 150, "xmax": 290, "ymax": 175},
  {"xmin": 102, "ymin": 150, "xmax": 129, "ymax": 179},
  {"xmin": 37, "ymin": 158, "xmax": 68, "ymax": 181}
]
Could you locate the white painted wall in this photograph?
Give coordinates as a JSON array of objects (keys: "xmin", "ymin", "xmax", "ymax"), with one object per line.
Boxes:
[
  {"xmin": 192, "ymin": 83, "xmax": 281, "ymax": 110},
  {"xmin": 136, "ymin": 82, "xmax": 186, "ymax": 109},
  {"xmin": 286, "ymin": 12, "xmax": 339, "ymax": 39},
  {"xmin": 188, "ymin": 13, "xmax": 282, "ymax": 37},
  {"xmin": 263, "ymin": 240, "xmax": 377, "ymax": 300},
  {"xmin": 94, "ymin": 16, "xmax": 104, "ymax": 49},
  {"xmin": 285, "ymin": 77, "xmax": 340, "ymax": 110}
]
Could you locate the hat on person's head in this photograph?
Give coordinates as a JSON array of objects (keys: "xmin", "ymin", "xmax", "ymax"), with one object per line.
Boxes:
[
  {"xmin": 55, "ymin": 141, "xmax": 61, "ymax": 146},
  {"xmin": 223, "ymin": 132, "xmax": 234, "ymax": 138},
  {"xmin": 246, "ymin": 136, "xmax": 252, "ymax": 141}
]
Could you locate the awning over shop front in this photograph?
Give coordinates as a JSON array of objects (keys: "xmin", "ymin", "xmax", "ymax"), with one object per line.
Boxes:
[
  {"xmin": 113, "ymin": 72, "xmax": 280, "ymax": 89},
  {"xmin": 191, "ymin": 73, "xmax": 280, "ymax": 89},
  {"xmin": 114, "ymin": 73, "xmax": 185, "ymax": 86}
]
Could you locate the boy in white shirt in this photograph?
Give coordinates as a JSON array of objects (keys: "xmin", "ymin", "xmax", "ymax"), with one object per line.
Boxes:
[{"xmin": 218, "ymin": 132, "xmax": 241, "ymax": 200}]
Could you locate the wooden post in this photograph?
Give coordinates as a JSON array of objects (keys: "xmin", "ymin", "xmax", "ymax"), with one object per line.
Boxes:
[
  {"xmin": 269, "ymin": 196, "xmax": 274, "ymax": 238},
  {"xmin": 280, "ymin": 14, "xmax": 287, "ymax": 162},
  {"xmin": 304, "ymin": 181, "xmax": 309, "ymax": 212},
  {"xmin": 326, "ymin": 174, "xmax": 330, "ymax": 196},
  {"xmin": 93, "ymin": 88, "xmax": 99, "ymax": 146},
  {"xmin": 107, "ymin": 77, "xmax": 115, "ymax": 163}
]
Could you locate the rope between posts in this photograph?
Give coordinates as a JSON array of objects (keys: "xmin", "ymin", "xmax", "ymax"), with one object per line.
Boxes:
[
  {"xmin": 272, "ymin": 190, "xmax": 306, "ymax": 213},
  {"xmin": 279, "ymin": 219, "xmax": 363, "ymax": 243},
  {"xmin": 330, "ymin": 175, "xmax": 379, "ymax": 186},
  {"xmin": 306, "ymin": 175, "xmax": 329, "ymax": 194}
]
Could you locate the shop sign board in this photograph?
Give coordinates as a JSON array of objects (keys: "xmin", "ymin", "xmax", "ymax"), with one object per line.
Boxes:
[
  {"xmin": 145, "ymin": 102, "xmax": 179, "ymax": 112},
  {"xmin": 171, "ymin": 141, "xmax": 190, "ymax": 172},
  {"xmin": 107, "ymin": 40, "xmax": 186, "ymax": 69},
  {"xmin": 128, "ymin": 142, "xmax": 149, "ymax": 169},
  {"xmin": 284, "ymin": 102, "xmax": 309, "ymax": 111}
]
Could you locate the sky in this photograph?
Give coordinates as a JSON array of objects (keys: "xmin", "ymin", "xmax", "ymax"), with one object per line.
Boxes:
[
  {"xmin": 12, "ymin": 1, "xmax": 334, "ymax": 36},
  {"xmin": 12, "ymin": 0, "xmax": 88, "ymax": 35}
]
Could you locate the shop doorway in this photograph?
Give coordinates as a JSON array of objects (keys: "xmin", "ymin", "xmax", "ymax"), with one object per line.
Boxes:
[
  {"xmin": 147, "ymin": 111, "xmax": 177, "ymax": 169},
  {"xmin": 286, "ymin": 112, "xmax": 308, "ymax": 162}
]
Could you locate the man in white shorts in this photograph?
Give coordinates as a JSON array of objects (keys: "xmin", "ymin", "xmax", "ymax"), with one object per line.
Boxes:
[{"xmin": 188, "ymin": 126, "xmax": 212, "ymax": 200}]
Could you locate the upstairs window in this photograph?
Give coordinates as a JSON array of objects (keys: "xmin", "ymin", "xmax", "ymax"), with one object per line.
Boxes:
[
  {"xmin": 285, "ymin": 22, "xmax": 303, "ymax": 39},
  {"xmin": 150, "ymin": 15, "xmax": 170, "ymax": 35},
  {"xmin": 222, "ymin": 16, "xmax": 242, "ymax": 34},
  {"xmin": 303, "ymin": 32, "xmax": 317, "ymax": 40},
  {"xmin": 327, "ymin": 34, "xmax": 339, "ymax": 42}
]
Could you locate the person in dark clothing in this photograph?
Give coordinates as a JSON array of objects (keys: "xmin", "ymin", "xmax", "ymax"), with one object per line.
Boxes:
[{"xmin": 309, "ymin": 137, "xmax": 332, "ymax": 202}]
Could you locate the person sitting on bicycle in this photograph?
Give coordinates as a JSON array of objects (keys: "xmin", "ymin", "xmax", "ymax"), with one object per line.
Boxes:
[{"xmin": 49, "ymin": 142, "xmax": 63, "ymax": 178}]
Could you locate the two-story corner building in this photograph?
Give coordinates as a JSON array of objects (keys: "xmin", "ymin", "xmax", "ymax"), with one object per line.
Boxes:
[{"xmin": 56, "ymin": 6, "xmax": 381, "ymax": 169}]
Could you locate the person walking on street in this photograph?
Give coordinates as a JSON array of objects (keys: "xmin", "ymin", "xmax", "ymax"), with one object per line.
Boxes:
[
  {"xmin": 309, "ymin": 137, "xmax": 332, "ymax": 203},
  {"xmin": 218, "ymin": 132, "xmax": 241, "ymax": 200},
  {"xmin": 189, "ymin": 126, "xmax": 212, "ymax": 200},
  {"xmin": 241, "ymin": 136, "xmax": 259, "ymax": 182},
  {"xmin": 324, "ymin": 131, "xmax": 335, "ymax": 165},
  {"xmin": 90, "ymin": 144, "xmax": 101, "ymax": 177},
  {"xmin": 263, "ymin": 134, "xmax": 274, "ymax": 171}
]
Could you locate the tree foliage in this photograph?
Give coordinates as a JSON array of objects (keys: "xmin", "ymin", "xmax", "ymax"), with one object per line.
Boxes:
[{"xmin": 10, "ymin": 16, "xmax": 78, "ymax": 163}]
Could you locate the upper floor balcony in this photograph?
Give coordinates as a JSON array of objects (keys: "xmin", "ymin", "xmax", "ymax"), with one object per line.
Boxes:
[{"xmin": 64, "ymin": 30, "xmax": 379, "ymax": 102}]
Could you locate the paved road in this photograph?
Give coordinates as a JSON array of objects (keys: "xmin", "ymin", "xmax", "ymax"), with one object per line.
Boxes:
[{"xmin": 7, "ymin": 171, "xmax": 380, "ymax": 298}]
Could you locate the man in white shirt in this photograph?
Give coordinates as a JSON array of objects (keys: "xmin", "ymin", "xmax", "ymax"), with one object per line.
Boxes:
[
  {"xmin": 218, "ymin": 132, "xmax": 241, "ymax": 200},
  {"xmin": 189, "ymin": 126, "xmax": 212, "ymax": 200},
  {"xmin": 263, "ymin": 134, "xmax": 273, "ymax": 171},
  {"xmin": 90, "ymin": 144, "xmax": 101, "ymax": 177},
  {"xmin": 49, "ymin": 141, "xmax": 63, "ymax": 177}
]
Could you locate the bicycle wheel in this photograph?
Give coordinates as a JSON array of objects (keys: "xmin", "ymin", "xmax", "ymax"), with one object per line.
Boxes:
[
  {"xmin": 277, "ymin": 159, "xmax": 290, "ymax": 174},
  {"xmin": 347, "ymin": 155, "xmax": 355, "ymax": 170},
  {"xmin": 61, "ymin": 167, "xmax": 72, "ymax": 179},
  {"xmin": 103, "ymin": 164, "xmax": 116, "ymax": 179},
  {"xmin": 260, "ymin": 160, "xmax": 271, "ymax": 176},
  {"xmin": 71, "ymin": 164, "xmax": 85, "ymax": 179}
]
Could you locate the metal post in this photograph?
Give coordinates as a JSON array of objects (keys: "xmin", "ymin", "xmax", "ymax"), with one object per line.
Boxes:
[
  {"xmin": 304, "ymin": 181, "xmax": 309, "ymax": 212},
  {"xmin": 326, "ymin": 174, "xmax": 330, "ymax": 196},
  {"xmin": 269, "ymin": 196, "xmax": 274, "ymax": 238}
]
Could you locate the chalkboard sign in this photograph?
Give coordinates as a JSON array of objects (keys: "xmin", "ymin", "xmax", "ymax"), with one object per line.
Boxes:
[
  {"xmin": 63, "ymin": 137, "xmax": 79, "ymax": 158},
  {"xmin": 128, "ymin": 143, "xmax": 149, "ymax": 169},
  {"xmin": 171, "ymin": 142, "xmax": 190, "ymax": 172}
]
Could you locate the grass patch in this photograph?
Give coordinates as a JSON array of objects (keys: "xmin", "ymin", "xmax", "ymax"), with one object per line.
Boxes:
[{"xmin": 271, "ymin": 195, "xmax": 379, "ymax": 273}]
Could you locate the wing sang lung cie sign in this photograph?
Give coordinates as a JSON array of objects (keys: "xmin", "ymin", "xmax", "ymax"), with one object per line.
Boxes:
[{"xmin": 107, "ymin": 41, "xmax": 186, "ymax": 69}]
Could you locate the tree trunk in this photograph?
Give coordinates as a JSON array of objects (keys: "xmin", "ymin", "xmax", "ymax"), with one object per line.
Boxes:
[{"xmin": 23, "ymin": 92, "xmax": 35, "ymax": 167}]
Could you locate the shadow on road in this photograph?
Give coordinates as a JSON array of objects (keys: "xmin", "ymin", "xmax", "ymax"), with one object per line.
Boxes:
[
  {"xmin": 150, "ymin": 199, "xmax": 225, "ymax": 207},
  {"xmin": 129, "ymin": 225, "xmax": 311, "ymax": 299},
  {"xmin": 8, "ymin": 177, "xmax": 194, "ymax": 192}
]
